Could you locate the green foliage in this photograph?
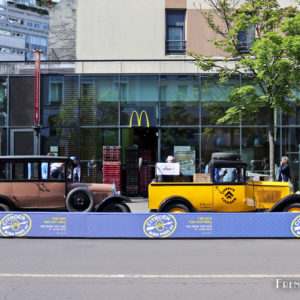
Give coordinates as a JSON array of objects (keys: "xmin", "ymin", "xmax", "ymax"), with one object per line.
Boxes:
[
  {"xmin": 15, "ymin": 4, "xmax": 49, "ymax": 15},
  {"xmin": 192, "ymin": 0, "xmax": 300, "ymax": 179},
  {"xmin": 193, "ymin": 0, "xmax": 300, "ymax": 116}
]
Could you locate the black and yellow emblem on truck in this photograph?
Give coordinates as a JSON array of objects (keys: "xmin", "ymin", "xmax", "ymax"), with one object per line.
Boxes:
[{"xmin": 221, "ymin": 187, "xmax": 237, "ymax": 204}]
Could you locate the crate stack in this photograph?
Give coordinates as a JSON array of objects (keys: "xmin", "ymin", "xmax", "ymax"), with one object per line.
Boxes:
[
  {"xmin": 139, "ymin": 150, "xmax": 153, "ymax": 197},
  {"xmin": 102, "ymin": 146, "xmax": 122, "ymax": 192},
  {"xmin": 126, "ymin": 147, "xmax": 139, "ymax": 196}
]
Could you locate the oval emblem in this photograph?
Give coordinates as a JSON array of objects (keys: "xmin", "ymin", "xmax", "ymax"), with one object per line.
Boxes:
[
  {"xmin": 143, "ymin": 214, "xmax": 177, "ymax": 238},
  {"xmin": 291, "ymin": 215, "xmax": 300, "ymax": 238},
  {"xmin": 0, "ymin": 214, "xmax": 32, "ymax": 237}
]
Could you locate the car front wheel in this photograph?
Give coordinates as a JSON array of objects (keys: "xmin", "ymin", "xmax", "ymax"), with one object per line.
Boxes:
[
  {"xmin": 283, "ymin": 203, "xmax": 300, "ymax": 213},
  {"xmin": 66, "ymin": 188, "xmax": 95, "ymax": 212},
  {"xmin": 162, "ymin": 203, "xmax": 190, "ymax": 213}
]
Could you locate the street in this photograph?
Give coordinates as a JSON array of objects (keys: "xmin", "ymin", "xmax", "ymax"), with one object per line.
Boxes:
[
  {"xmin": 0, "ymin": 238, "xmax": 299, "ymax": 299},
  {"xmin": 127, "ymin": 197, "xmax": 149, "ymax": 212}
]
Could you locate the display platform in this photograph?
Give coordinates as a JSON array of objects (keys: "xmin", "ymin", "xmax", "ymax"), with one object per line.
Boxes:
[{"xmin": 0, "ymin": 212, "xmax": 299, "ymax": 238}]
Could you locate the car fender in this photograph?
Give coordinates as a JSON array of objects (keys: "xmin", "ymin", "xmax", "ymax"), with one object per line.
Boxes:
[
  {"xmin": 0, "ymin": 195, "xmax": 15, "ymax": 210},
  {"xmin": 269, "ymin": 194, "xmax": 300, "ymax": 212},
  {"xmin": 158, "ymin": 196, "xmax": 195, "ymax": 212},
  {"xmin": 95, "ymin": 195, "xmax": 131, "ymax": 212}
]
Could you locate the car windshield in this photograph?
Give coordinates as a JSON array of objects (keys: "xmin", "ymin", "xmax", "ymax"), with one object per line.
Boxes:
[{"xmin": 214, "ymin": 167, "xmax": 245, "ymax": 184}]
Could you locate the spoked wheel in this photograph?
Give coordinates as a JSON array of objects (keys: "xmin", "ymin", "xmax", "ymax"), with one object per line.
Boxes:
[
  {"xmin": 162, "ymin": 203, "xmax": 190, "ymax": 213},
  {"xmin": 283, "ymin": 203, "xmax": 300, "ymax": 213},
  {"xmin": 66, "ymin": 188, "xmax": 95, "ymax": 212}
]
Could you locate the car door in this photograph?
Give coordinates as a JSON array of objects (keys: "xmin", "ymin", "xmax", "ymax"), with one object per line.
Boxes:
[
  {"xmin": 213, "ymin": 184, "xmax": 248, "ymax": 212},
  {"xmin": 12, "ymin": 161, "xmax": 39, "ymax": 209},
  {"xmin": 213, "ymin": 167, "xmax": 255, "ymax": 212},
  {"xmin": 38, "ymin": 160, "xmax": 66, "ymax": 209}
]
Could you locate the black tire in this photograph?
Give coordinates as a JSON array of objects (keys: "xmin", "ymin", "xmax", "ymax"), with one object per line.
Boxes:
[
  {"xmin": 0, "ymin": 203, "xmax": 10, "ymax": 211},
  {"xmin": 162, "ymin": 202, "xmax": 190, "ymax": 213},
  {"xmin": 283, "ymin": 203, "xmax": 300, "ymax": 212},
  {"xmin": 101, "ymin": 203, "xmax": 130, "ymax": 212},
  {"xmin": 66, "ymin": 188, "xmax": 95, "ymax": 212},
  {"xmin": 211, "ymin": 152, "xmax": 241, "ymax": 161}
]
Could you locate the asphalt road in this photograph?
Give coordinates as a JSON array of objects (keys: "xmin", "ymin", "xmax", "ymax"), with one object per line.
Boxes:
[
  {"xmin": 0, "ymin": 238, "xmax": 300, "ymax": 300},
  {"xmin": 0, "ymin": 198, "xmax": 299, "ymax": 299}
]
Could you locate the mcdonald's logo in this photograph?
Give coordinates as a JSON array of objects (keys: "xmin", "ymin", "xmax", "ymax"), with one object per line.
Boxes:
[{"xmin": 129, "ymin": 110, "xmax": 150, "ymax": 127}]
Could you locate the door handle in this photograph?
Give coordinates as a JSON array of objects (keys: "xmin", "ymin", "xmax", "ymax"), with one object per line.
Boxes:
[
  {"xmin": 214, "ymin": 186, "xmax": 225, "ymax": 194},
  {"xmin": 34, "ymin": 182, "xmax": 46, "ymax": 192},
  {"xmin": 40, "ymin": 182, "xmax": 50, "ymax": 192}
]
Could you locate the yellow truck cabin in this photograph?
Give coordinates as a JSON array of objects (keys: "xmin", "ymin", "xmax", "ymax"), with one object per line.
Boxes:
[{"xmin": 149, "ymin": 153, "xmax": 298, "ymax": 213}]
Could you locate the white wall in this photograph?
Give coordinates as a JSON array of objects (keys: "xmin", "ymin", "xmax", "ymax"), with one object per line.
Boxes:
[
  {"xmin": 0, "ymin": 52, "xmax": 23, "ymax": 60},
  {"xmin": 76, "ymin": 0, "xmax": 166, "ymax": 60},
  {"xmin": 0, "ymin": 34, "xmax": 25, "ymax": 49}
]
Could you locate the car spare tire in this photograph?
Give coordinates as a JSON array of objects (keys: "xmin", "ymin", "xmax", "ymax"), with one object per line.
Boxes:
[
  {"xmin": 66, "ymin": 188, "xmax": 95, "ymax": 212},
  {"xmin": 211, "ymin": 152, "xmax": 241, "ymax": 161}
]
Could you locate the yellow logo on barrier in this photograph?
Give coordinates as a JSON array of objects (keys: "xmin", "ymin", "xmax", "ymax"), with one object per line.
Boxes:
[
  {"xmin": 129, "ymin": 110, "xmax": 149, "ymax": 127},
  {"xmin": 291, "ymin": 215, "xmax": 300, "ymax": 238},
  {"xmin": 0, "ymin": 214, "xmax": 32, "ymax": 237}
]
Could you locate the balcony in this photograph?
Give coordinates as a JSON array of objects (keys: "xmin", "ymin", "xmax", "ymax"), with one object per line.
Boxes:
[{"xmin": 166, "ymin": 40, "xmax": 186, "ymax": 55}]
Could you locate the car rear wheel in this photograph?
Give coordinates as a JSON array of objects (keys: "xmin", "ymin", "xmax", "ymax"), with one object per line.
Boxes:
[
  {"xmin": 101, "ymin": 203, "xmax": 130, "ymax": 212},
  {"xmin": 66, "ymin": 188, "xmax": 95, "ymax": 212},
  {"xmin": 283, "ymin": 203, "xmax": 300, "ymax": 213},
  {"xmin": 0, "ymin": 203, "xmax": 10, "ymax": 211},
  {"xmin": 162, "ymin": 203, "xmax": 190, "ymax": 213}
]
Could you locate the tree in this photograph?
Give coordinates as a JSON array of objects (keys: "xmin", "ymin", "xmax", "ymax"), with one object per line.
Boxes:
[{"xmin": 192, "ymin": 0, "xmax": 300, "ymax": 180}]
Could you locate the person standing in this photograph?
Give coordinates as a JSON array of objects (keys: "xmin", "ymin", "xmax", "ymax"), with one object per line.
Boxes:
[
  {"xmin": 42, "ymin": 152, "xmax": 54, "ymax": 179},
  {"xmin": 166, "ymin": 155, "xmax": 175, "ymax": 163},
  {"xmin": 70, "ymin": 156, "xmax": 81, "ymax": 182},
  {"xmin": 277, "ymin": 156, "xmax": 291, "ymax": 182}
]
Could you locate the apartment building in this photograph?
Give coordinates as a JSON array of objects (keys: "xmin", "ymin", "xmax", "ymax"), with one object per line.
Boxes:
[{"xmin": 0, "ymin": 0, "xmax": 49, "ymax": 60}]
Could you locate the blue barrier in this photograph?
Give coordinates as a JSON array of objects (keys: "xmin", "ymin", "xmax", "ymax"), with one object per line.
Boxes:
[{"xmin": 0, "ymin": 212, "xmax": 299, "ymax": 238}]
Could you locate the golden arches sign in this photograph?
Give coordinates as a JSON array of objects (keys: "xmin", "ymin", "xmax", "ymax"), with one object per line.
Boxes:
[{"xmin": 129, "ymin": 110, "xmax": 150, "ymax": 127}]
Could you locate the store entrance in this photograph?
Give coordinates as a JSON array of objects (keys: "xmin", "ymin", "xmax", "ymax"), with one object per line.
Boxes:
[
  {"xmin": 133, "ymin": 127, "xmax": 158, "ymax": 157},
  {"xmin": 122, "ymin": 127, "xmax": 158, "ymax": 197}
]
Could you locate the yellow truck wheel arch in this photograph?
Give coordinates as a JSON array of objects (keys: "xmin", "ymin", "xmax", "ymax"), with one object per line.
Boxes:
[
  {"xmin": 269, "ymin": 194, "xmax": 300, "ymax": 212},
  {"xmin": 282, "ymin": 203, "xmax": 300, "ymax": 213},
  {"xmin": 158, "ymin": 196, "xmax": 195, "ymax": 213}
]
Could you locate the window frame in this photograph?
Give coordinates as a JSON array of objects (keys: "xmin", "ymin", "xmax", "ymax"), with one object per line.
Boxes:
[{"xmin": 165, "ymin": 9, "xmax": 186, "ymax": 55}]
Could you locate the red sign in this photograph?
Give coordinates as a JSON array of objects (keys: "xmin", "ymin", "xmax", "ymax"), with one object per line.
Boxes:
[{"xmin": 34, "ymin": 51, "xmax": 40, "ymax": 124}]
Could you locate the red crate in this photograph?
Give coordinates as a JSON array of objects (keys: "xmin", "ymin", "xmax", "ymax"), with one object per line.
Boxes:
[
  {"xmin": 103, "ymin": 161, "xmax": 121, "ymax": 168},
  {"xmin": 103, "ymin": 146, "xmax": 121, "ymax": 161},
  {"xmin": 140, "ymin": 150, "xmax": 152, "ymax": 163}
]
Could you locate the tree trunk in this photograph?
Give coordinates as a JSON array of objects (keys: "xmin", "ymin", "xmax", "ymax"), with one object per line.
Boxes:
[{"xmin": 269, "ymin": 109, "xmax": 275, "ymax": 181}]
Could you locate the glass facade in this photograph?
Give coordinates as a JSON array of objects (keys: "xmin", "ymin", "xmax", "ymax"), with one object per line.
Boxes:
[
  {"xmin": 1, "ymin": 74, "xmax": 300, "ymax": 190},
  {"xmin": 0, "ymin": 76, "xmax": 7, "ymax": 156}
]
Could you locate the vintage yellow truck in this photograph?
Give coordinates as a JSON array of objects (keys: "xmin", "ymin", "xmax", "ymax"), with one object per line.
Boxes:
[{"xmin": 149, "ymin": 153, "xmax": 299, "ymax": 213}]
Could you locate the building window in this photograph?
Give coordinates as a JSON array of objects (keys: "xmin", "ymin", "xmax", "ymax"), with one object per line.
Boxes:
[
  {"xmin": 237, "ymin": 28, "xmax": 255, "ymax": 53},
  {"xmin": 166, "ymin": 10, "xmax": 186, "ymax": 55},
  {"xmin": 49, "ymin": 76, "xmax": 63, "ymax": 104}
]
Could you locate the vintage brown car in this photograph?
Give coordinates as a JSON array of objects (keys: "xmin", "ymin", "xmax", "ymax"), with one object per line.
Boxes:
[{"xmin": 0, "ymin": 156, "xmax": 131, "ymax": 212}]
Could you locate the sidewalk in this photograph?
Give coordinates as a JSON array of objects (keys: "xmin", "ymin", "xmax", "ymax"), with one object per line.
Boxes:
[{"xmin": 127, "ymin": 197, "xmax": 149, "ymax": 213}]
